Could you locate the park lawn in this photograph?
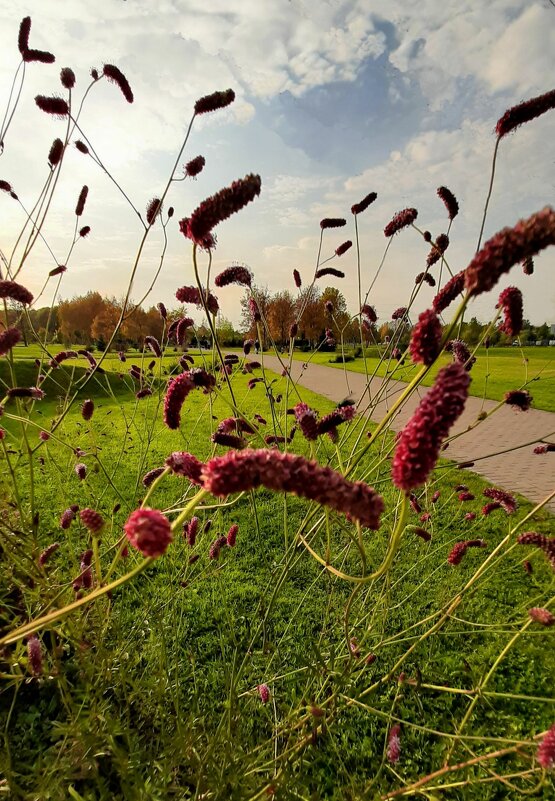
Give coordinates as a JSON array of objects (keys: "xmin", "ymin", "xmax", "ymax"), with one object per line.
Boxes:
[
  {"xmin": 1, "ymin": 358, "xmax": 554, "ymax": 799},
  {"xmin": 292, "ymin": 346, "xmax": 555, "ymax": 412}
]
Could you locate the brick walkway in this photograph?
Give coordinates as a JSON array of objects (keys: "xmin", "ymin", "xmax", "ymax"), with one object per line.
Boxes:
[{"xmin": 257, "ymin": 354, "xmax": 555, "ymax": 513}]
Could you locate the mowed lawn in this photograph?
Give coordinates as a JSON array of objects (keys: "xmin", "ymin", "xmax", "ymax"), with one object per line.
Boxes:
[
  {"xmin": 291, "ymin": 346, "xmax": 555, "ymax": 412},
  {"xmin": 0, "ymin": 351, "xmax": 554, "ymax": 798}
]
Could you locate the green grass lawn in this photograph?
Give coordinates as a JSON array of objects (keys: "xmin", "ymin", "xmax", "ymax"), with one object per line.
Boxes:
[
  {"xmin": 1, "ymin": 354, "xmax": 554, "ymax": 799},
  {"xmin": 291, "ymin": 346, "xmax": 555, "ymax": 413}
]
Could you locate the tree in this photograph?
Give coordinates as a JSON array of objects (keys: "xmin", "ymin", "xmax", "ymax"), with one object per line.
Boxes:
[
  {"xmin": 296, "ymin": 285, "xmax": 325, "ymax": 347},
  {"xmin": 267, "ymin": 290, "xmax": 295, "ymax": 345},
  {"xmin": 58, "ymin": 291, "xmax": 105, "ymax": 344}
]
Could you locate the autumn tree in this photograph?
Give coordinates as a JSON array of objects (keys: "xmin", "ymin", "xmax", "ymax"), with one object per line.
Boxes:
[
  {"xmin": 58, "ymin": 291, "xmax": 105, "ymax": 345},
  {"xmin": 267, "ymin": 290, "xmax": 295, "ymax": 345}
]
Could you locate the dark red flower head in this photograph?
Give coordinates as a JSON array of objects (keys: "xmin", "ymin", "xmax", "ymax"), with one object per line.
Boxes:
[
  {"xmin": 35, "ymin": 95, "xmax": 68, "ymax": 117},
  {"xmin": 293, "ymin": 268, "xmax": 302, "ymax": 288},
  {"xmin": 426, "ymin": 233, "xmax": 450, "ymax": 267},
  {"xmin": 315, "ymin": 267, "xmax": 344, "ymax": 279},
  {"xmin": 384, "ymin": 208, "xmax": 417, "ymax": 237},
  {"xmin": 48, "ymin": 138, "xmax": 64, "ymax": 167},
  {"xmin": 201, "ymin": 448, "xmax": 384, "ymax": 530},
  {"xmin": 194, "ymin": 89, "xmax": 235, "ymax": 115},
  {"xmin": 75, "ymin": 185, "xmax": 88, "ymax": 217},
  {"xmin": 437, "ymin": 186, "xmax": 459, "ymax": 220},
  {"xmin": 409, "ymin": 309, "xmax": 443, "ymax": 366},
  {"xmin": 165, "ymin": 451, "xmax": 204, "ymax": 485},
  {"xmin": 504, "ymin": 389, "xmax": 532, "ymax": 411},
  {"xmin": 124, "ymin": 508, "xmax": 172, "ymax": 558},
  {"xmin": 75, "ymin": 140, "xmax": 89, "ymax": 154},
  {"xmin": 181, "ymin": 174, "xmax": 261, "ymax": 247},
  {"xmin": 496, "ymin": 286, "xmax": 523, "ymax": 338},
  {"xmin": 0, "ymin": 327, "xmax": 21, "ymax": 356},
  {"xmin": 185, "ymin": 155, "xmax": 205, "ymax": 177},
  {"xmin": 0, "ymin": 279, "xmax": 33, "ymax": 305},
  {"xmin": 103, "ymin": 64, "xmax": 134, "ymax": 103},
  {"xmin": 24, "ymin": 49, "xmax": 55, "ymax": 64},
  {"xmin": 351, "ymin": 192, "xmax": 377, "ymax": 216},
  {"xmin": 392, "ymin": 363, "xmax": 470, "ymax": 491},
  {"xmin": 432, "ymin": 270, "xmax": 465, "ymax": 314},
  {"xmin": 320, "ymin": 217, "xmax": 346, "ymax": 229},
  {"xmin": 465, "ymin": 207, "xmax": 555, "ymax": 296},
  {"xmin": 18, "ymin": 17, "xmax": 31, "ymax": 55},
  {"xmin": 335, "ymin": 240, "xmax": 352, "ymax": 257},
  {"xmin": 60, "ymin": 67, "xmax": 75, "ymax": 89},
  {"xmin": 496, "ymin": 89, "xmax": 555, "ymax": 138},
  {"xmin": 146, "ymin": 197, "xmax": 162, "ymax": 225},
  {"xmin": 214, "ymin": 265, "xmax": 252, "ymax": 288}
]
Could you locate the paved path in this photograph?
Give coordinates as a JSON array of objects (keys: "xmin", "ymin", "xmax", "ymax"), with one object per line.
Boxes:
[{"xmin": 258, "ymin": 354, "xmax": 555, "ymax": 513}]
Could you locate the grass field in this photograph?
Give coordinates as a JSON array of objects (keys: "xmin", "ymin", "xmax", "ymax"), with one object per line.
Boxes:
[
  {"xmin": 1, "ymin": 351, "xmax": 554, "ymax": 799},
  {"xmin": 291, "ymin": 346, "xmax": 555, "ymax": 413}
]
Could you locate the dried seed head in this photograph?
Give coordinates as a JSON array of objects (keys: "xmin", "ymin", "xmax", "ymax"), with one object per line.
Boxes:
[
  {"xmin": 103, "ymin": 64, "xmax": 134, "ymax": 103},
  {"xmin": 194, "ymin": 89, "xmax": 235, "ymax": 115}
]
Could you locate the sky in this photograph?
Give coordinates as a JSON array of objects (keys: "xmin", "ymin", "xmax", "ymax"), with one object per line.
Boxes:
[{"xmin": 0, "ymin": 0, "xmax": 554, "ymax": 328}]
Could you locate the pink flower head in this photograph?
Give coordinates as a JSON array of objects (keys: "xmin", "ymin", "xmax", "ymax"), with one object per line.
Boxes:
[
  {"xmin": 144, "ymin": 335, "xmax": 162, "ymax": 358},
  {"xmin": 497, "ymin": 286, "xmax": 523, "ymax": 338},
  {"xmin": 387, "ymin": 724, "xmax": 401, "ymax": 764},
  {"xmin": 258, "ymin": 683, "xmax": 270, "ymax": 704},
  {"xmin": 60, "ymin": 507, "xmax": 76, "ymax": 529},
  {"xmin": 39, "ymin": 542, "xmax": 60, "ymax": 566},
  {"xmin": 175, "ymin": 284, "xmax": 219, "ymax": 315},
  {"xmin": 0, "ymin": 327, "xmax": 21, "ymax": 356},
  {"xmin": 60, "ymin": 68, "xmax": 75, "ymax": 89},
  {"xmin": 27, "ymin": 636, "xmax": 43, "ymax": 676},
  {"xmin": 202, "ymin": 449, "xmax": 384, "ymax": 530},
  {"xmin": 537, "ymin": 723, "xmax": 555, "ymax": 770},
  {"xmin": 504, "ymin": 390, "xmax": 532, "ymax": 411},
  {"xmin": 384, "ymin": 208, "xmax": 417, "ymax": 237},
  {"xmin": 214, "ymin": 265, "xmax": 252, "ymax": 288},
  {"xmin": 80, "ymin": 508, "xmax": 104, "ymax": 533},
  {"xmin": 81, "ymin": 398, "xmax": 94, "ymax": 421},
  {"xmin": 351, "ymin": 192, "xmax": 377, "ymax": 216},
  {"xmin": 320, "ymin": 218, "xmax": 346, "ymax": 229},
  {"xmin": 496, "ymin": 89, "xmax": 555, "ymax": 138},
  {"xmin": 482, "ymin": 501, "xmax": 501, "ymax": 516},
  {"xmin": 446, "ymin": 339, "xmax": 475, "ymax": 371},
  {"xmin": 517, "ymin": 531, "xmax": 555, "ymax": 570},
  {"xmin": 185, "ymin": 155, "xmax": 205, "ymax": 177},
  {"xmin": 226, "ymin": 523, "xmax": 238, "ymax": 547},
  {"xmin": 534, "ymin": 443, "xmax": 555, "ymax": 454},
  {"xmin": 437, "ymin": 186, "xmax": 459, "ymax": 220},
  {"xmin": 392, "ymin": 307, "xmax": 407, "ymax": 320},
  {"xmin": 294, "ymin": 402, "xmax": 319, "ymax": 441},
  {"xmin": 165, "ymin": 451, "xmax": 204, "ymax": 484},
  {"xmin": 465, "ymin": 512, "xmax": 476, "ymax": 521},
  {"xmin": 464, "ymin": 207, "xmax": 555, "ymax": 296},
  {"xmin": 432, "ymin": 270, "xmax": 465, "ymax": 314},
  {"xmin": 124, "ymin": 508, "xmax": 173, "ymax": 558},
  {"xmin": 185, "ymin": 516, "xmax": 199, "ymax": 546},
  {"xmin": 335, "ymin": 240, "xmax": 352, "ymax": 257},
  {"xmin": 392, "ymin": 363, "xmax": 470, "ymax": 491},
  {"xmin": 39, "ymin": 431, "xmax": 50, "ymax": 441},
  {"xmin": 180, "ymin": 174, "xmax": 261, "ymax": 247},
  {"xmin": 163, "ymin": 372, "xmax": 194, "ymax": 429},
  {"xmin": 458, "ymin": 491, "xmax": 475, "ymax": 502},
  {"xmin": 194, "ymin": 89, "xmax": 235, "ymax": 115},
  {"xmin": 0, "ymin": 280, "xmax": 33, "ymax": 305},
  {"xmin": 209, "ymin": 536, "xmax": 227, "ymax": 560},
  {"xmin": 483, "ymin": 487, "xmax": 516, "ymax": 514},
  {"xmin": 315, "ymin": 267, "xmax": 344, "ymax": 279},
  {"xmin": 75, "ymin": 462, "xmax": 87, "ymax": 480},
  {"xmin": 142, "ymin": 466, "xmax": 165, "ymax": 487},
  {"xmin": 528, "ymin": 608, "xmax": 554, "ymax": 626},
  {"xmin": 103, "ymin": 64, "xmax": 134, "ymax": 102},
  {"xmin": 409, "ymin": 309, "xmax": 442, "ymax": 366},
  {"xmin": 212, "ymin": 431, "xmax": 246, "ymax": 449},
  {"xmin": 293, "ymin": 269, "xmax": 302, "ymax": 288}
]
